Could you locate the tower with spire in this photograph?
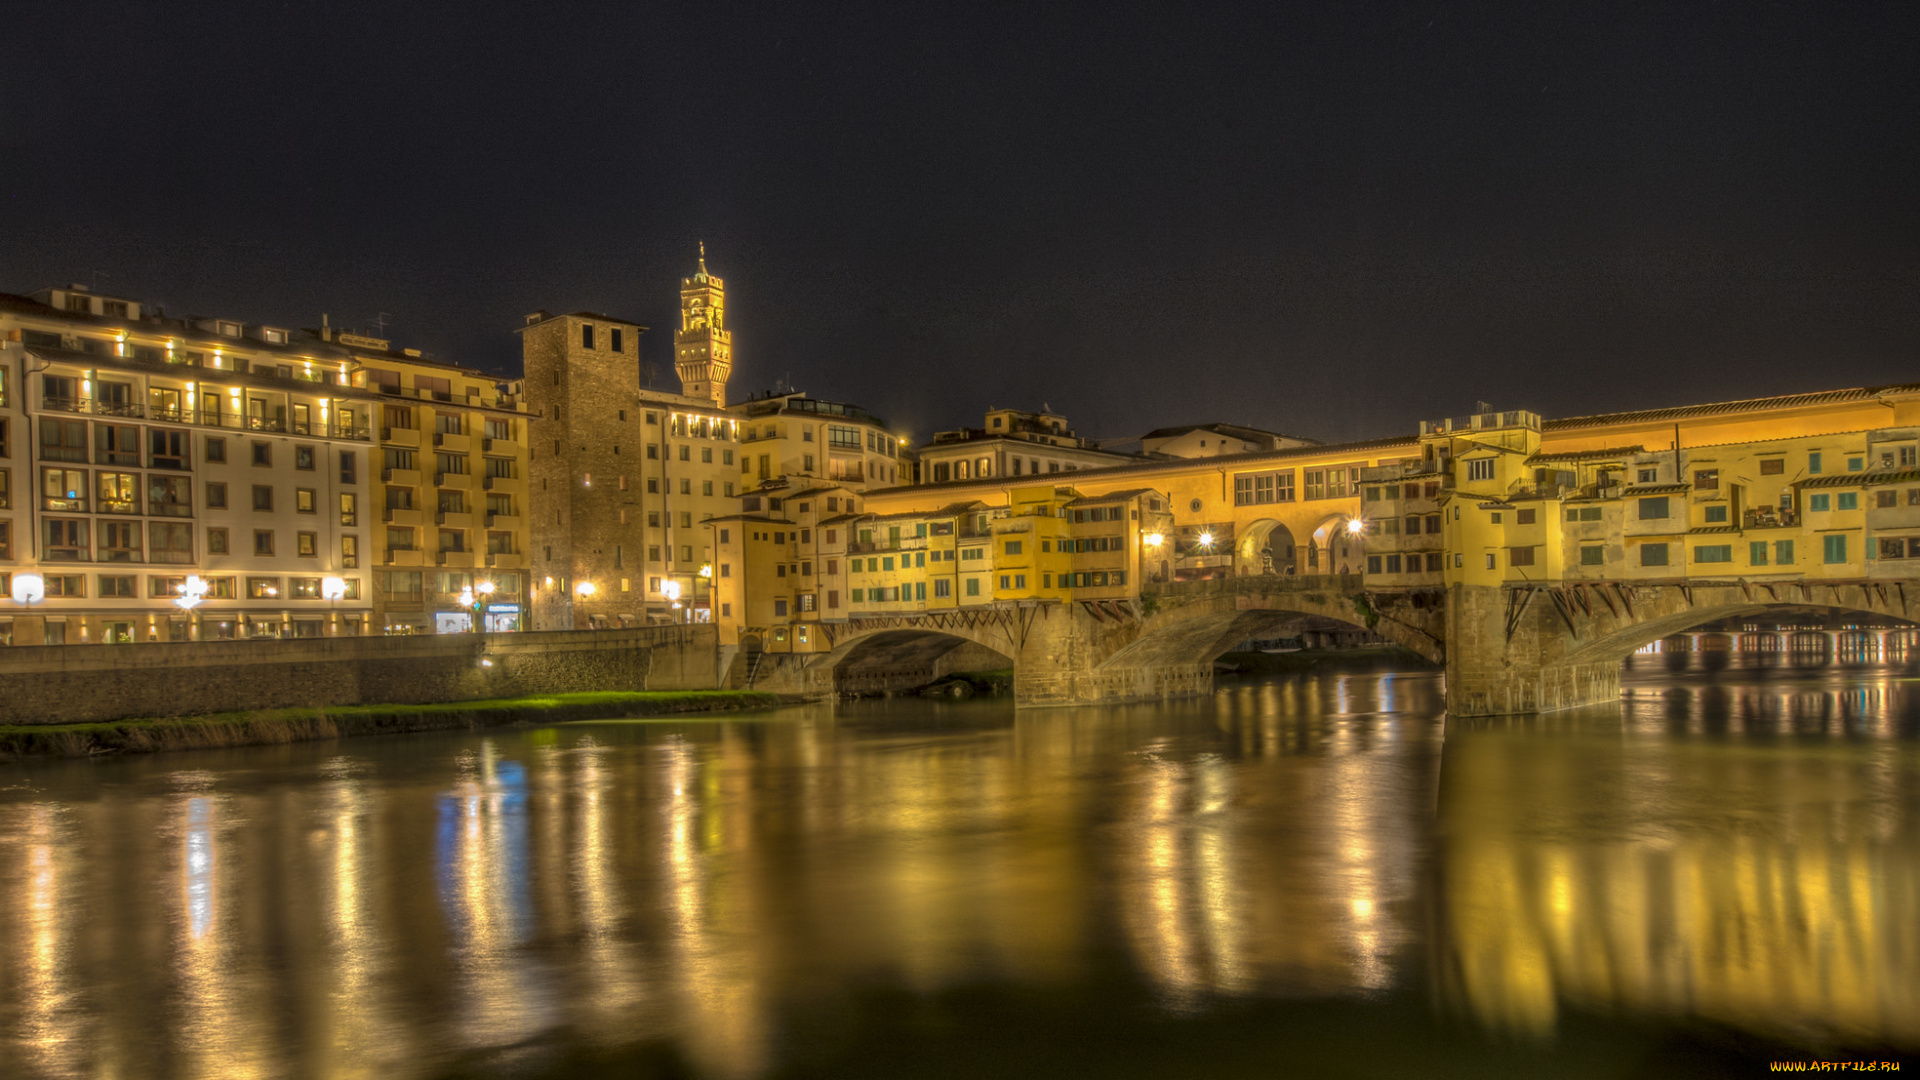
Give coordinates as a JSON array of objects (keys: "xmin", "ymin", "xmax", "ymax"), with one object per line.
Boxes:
[{"xmin": 674, "ymin": 242, "xmax": 732, "ymax": 407}]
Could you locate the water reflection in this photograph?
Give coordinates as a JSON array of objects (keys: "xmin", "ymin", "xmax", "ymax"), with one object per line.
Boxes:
[{"xmin": 0, "ymin": 659, "xmax": 1912, "ymax": 1077}]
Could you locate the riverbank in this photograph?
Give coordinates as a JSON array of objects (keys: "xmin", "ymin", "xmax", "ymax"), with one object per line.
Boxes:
[{"xmin": 0, "ymin": 689, "xmax": 790, "ymax": 761}]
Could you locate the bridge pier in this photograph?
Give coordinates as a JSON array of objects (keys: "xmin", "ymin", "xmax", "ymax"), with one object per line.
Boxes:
[{"xmin": 1444, "ymin": 584, "xmax": 1622, "ymax": 717}]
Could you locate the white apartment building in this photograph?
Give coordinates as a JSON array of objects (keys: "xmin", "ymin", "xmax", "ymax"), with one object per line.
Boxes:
[{"xmin": 0, "ymin": 284, "xmax": 377, "ymax": 644}]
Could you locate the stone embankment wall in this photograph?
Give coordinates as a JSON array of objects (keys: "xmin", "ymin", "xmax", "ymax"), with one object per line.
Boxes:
[{"xmin": 0, "ymin": 625, "xmax": 720, "ymax": 725}]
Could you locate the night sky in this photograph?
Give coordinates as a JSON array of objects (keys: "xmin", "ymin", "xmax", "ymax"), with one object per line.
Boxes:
[{"xmin": 4, "ymin": 3, "xmax": 1916, "ymax": 446}]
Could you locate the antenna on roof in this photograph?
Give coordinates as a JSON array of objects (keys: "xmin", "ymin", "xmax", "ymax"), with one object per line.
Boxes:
[
  {"xmin": 371, "ymin": 312, "xmax": 393, "ymax": 337},
  {"xmin": 90, "ymin": 270, "xmax": 110, "ymax": 292}
]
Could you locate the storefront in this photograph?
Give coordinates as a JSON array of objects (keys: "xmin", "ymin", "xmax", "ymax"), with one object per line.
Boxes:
[{"xmin": 483, "ymin": 603, "xmax": 522, "ymax": 633}]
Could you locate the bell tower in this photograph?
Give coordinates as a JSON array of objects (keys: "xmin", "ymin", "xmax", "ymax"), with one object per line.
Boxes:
[{"xmin": 674, "ymin": 242, "xmax": 732, "ymax": 407}]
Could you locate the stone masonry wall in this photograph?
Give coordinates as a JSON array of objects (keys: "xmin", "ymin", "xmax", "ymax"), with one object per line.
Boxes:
[{"xmin": 0, "ymin": 625, "xmax": 719, "ymax": 725}]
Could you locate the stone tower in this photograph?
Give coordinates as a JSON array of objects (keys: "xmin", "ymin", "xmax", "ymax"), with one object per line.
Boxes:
[{"xmin": 674, "ymin": 243, "xmax": 731, "ymax": 407}]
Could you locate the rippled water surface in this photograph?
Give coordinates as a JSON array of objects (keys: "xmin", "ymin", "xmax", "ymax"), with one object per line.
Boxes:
[{"xmin": 1, "ymin": 655, "xmax": 1916, "ymax": 1078}]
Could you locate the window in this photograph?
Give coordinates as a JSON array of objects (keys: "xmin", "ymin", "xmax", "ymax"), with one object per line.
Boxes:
[
  {"xmin": 252, "ymin": 442, "xmax": 272, "ymax": 466},
  {"xmin": 1509, "ymin": 546, "xmax": 1535, "ymax": 567},
  {"xmin": 207, "ymin": 527, "xmax": 228, "ymax": 554},
  {"xmin": 204, "ymin": 437, "xmax": 227, "ymax": 463},
  {"xmin": 295, "ymin": 445, "xmax": 315, "ymax": 471},
  {"xmin": 1759, "ymin": 458, "xmax": 1784, "ymax": 475},
  {"xmin": 1466, "ymin": 458, "xmax": 1495, "ymax": 482},
  {"xmin": 1579, "ymin": 545, "xmax": 1604, "ymax": 566},
  {"xmin": 1515, "ymin": 508, "xmax": 1536, "ymax": 525},
  {"xmin": 297, "ymin": 531, "xmax": 317, "ymax": 557},
  {"xmin": 1809, "ymin": 452, "xmax": 1822, "ymax": 474},
  {"xmin": 581, "ymin": 323, "xmax": 595, "ymax": 349},
  {"xmin": 1751, "ymin": 541, "xmax": 1770, "ymax": 565},
  {"xmin": 41, "ymin": 468, "xmax": 86, "ymax": 511},
  {"xmin": 1703, "ymin": 504, "xmax": 1728, "ymax": 523},
  {"xmin": 1837, "ymin": 492, "xmax": 1858, "ymax": 511},
  {"xmin": 1824, "ymin": 534, "xmax": 1848, "ymax": 564},
  {"xmin": 202, "ymin": 481, "xmax": 227, "ymax": 509},
  {"xmin": 1693, "ymin": 469, "xmax": 1718, "ymax": 490},
  {"xmin": 253, "ymin": 485, "xmax": 274, "ymax": 511},
  {"xmin": 1637, "ymin": 467, "xmax": 1658, "ymax": 483},
  {"xmin": 1637, "ymin": 497, "xmax": 1669, "ymax": 519},
  {"xmin": 295, "ymin": 487, "xmax": 317, "ymax": 514},
  {"xmin": 43, "ymin": 575, "xmax": 83, "ymax": 597},
  {"xmin": 95, "ymin": 472, "xmax": 138, "ymax": 514},
  {"xmin": 1694, "ymin": 545, "xmax": 1732, "ymax": 563},
  {"xmin": 1640, "ymin": 543, "xmax": 1669, "ymax": 567},
  {"xmin": 97, "ymin": 574, "xmax": 137, "ymax": 598},
  {"xmin": 965, "ymin": 578, "xmax": 980, "ymax": 597},
  {"xmin": 342, "ymin": 535, "xmax": 359, "ymax": 568},
  {"xmin": 247, "ymin": 577, "xmax": 282, "ymax": 599},
  {"xmin": 1005, "ymin": 540, "xmax": 1023, "ymax": 556},
  {"xmin": 1810, "ymin": 494, "xmax": 1831, "ymax": 512},
  {"xmin": 1879, "ymin": 491, "xmax": 1898, "ymax": 508},
  {"xmin": 99, "ymin": 521, "xmax": 140, "ymax": 562},
  {"xmin": 1848, "ymin": 457, "xmax": 1864, "ymax": 472},
  {"xmin": 97, "ymin": 424, "xmax": 139, "ymax": 466},
  {"xmin": 39, "ymin": 419, "xmax": 86, "ymax": 463},
  {"xmin": 254, "ymin": 530, "xmax": 275, "ymax": 556}
]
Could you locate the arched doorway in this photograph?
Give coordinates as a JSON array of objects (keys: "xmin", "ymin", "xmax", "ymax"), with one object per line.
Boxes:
[
  {"xmin": 1308, "ymin": 515, "xmax": 1360, "ymax": 575},
  {"xmin": 1235, "ymin": 519, "xmax": 1299, "ymax": 576}
]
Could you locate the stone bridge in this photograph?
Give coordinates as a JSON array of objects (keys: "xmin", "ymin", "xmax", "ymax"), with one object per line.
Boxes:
[
  {"xmin": 741, "ymin": 573, "xmax": 1920, "ymax": 716},
  {"xmin": 1449, "ymin": 576, "xmax": 1920, "ymax": 716}
]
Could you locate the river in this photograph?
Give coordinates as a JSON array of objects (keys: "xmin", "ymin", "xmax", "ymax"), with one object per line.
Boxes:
[{"xmin": 0, "ymin": 654, "xmax": 1915, "ymax": 1078}]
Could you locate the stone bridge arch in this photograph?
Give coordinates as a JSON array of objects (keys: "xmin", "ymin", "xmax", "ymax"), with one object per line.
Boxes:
[
  {"xmin": 1451, "ymin": 578, "xmax": 1920, "ymax": 716},
  {"xmin": 1012, "ymin": 576, "xmax": 1447, "ymax": 707},
  {"xmin": 747, "ymin": 612, "xmax": 1024, "ymax": 697}
]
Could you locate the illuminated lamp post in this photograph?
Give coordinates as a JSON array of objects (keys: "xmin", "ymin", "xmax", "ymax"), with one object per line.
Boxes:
[
  {"xmin": 173, "ymin": 575, "xmax": 210, "ymax": 642},
  {"xmin": 661, "ymin": 578, "xmax": 684, "ymax": 623},
  {"xmin": 321, "ymin": 575, "xmax": 346, "ymax": 634}
]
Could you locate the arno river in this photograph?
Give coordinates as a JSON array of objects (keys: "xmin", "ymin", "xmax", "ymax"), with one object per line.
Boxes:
[{"xmin": 0, "ymin": 654, "xmax": 1915, "ymax": 1078}]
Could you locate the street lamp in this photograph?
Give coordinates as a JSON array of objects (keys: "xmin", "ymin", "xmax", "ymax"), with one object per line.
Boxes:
[
  {"xmin": 661, "ymin": 578, "xmax": 686, "ymax": 622},
  {"xmin": 1347, "ymin": 518, "xmax": 1366, "ymax": 535},
  {"xmin": 576, "ymin": 581, "xmax": 596, "ymax": 598},
  {"xmin": 1196, "ymin": 531, "xmax": 1214, "ymax": 550},
  {"xmin": 1143, "ymin": 532, "xmax": 1164, "ymax": 548},
  {"xmin": 321, "ymin": 575, "xmax": 347, "ymax": 635},
  {"xmin": 11, "ymin": 573, "xmax": 45, "ymax": 607},
  {"xmin": 175, "ymin": 575, "xmax": 210, "ymax": 611}
]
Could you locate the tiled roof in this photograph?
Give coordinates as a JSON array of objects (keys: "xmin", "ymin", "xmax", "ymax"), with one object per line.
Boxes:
[
  {"xmin": 1063, "ymin": 487, "xmax": 1158, "ymax": 506},
  {"xmin": 1800, "ymin": 468, "xmax": 1920, "ymax": 488},
  {"xmin": 1544, "ymin": 382, "xmax": 1920, "ymax": 431},
  {"xmin": 1623, "ymin": 483, "xmax": 1690, "ymax": 495},
  {"xmin": 1527, "ymin": 445, "xmax": 1647, "ymax": 463}
]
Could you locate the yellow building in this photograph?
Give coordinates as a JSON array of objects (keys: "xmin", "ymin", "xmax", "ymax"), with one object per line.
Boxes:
[{"xmin": 324, "ymin": 333, "xmax": 532, "ymax": 633}]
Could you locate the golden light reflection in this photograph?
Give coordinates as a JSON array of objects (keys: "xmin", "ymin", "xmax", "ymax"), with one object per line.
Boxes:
[{"xmin": 1435, "ymin": 730, "xmax": 1920, "ymax": 1047}]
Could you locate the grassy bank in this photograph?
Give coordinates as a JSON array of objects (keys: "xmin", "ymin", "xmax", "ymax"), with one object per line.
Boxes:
[
  {"xmin": 0, "ymin": 689, "xmax": 788, "ymax": 760},
  {"xmin": 1215, "ymin": 647, "xmax": 1435, "ymax": 675}
]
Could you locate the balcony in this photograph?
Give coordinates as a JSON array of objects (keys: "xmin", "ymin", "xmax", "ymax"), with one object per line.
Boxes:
[
  {"xmin": 383, "ymin": 426, "xmax": 422, "ymax": 448},
  {"xmin": 147, "ymin": 501, "xmax": 193, "ymax": 518},
  {"xmin": 436, "ymin": 511, "xmax": 474, "ymax": 529},
  {"xmin": 486, "ymin": 551, "xmax": 528, "ymax": 570},
  {"xmin": 433, "ymin": 432, "xmax": 472, "ymax": 453},
  {"xmin": 485, "ymin": 513, "xmax": 523, "ymax": 531},
  {"xmin": 482, "ymin": 474, "xmax": 516, "ymax": 490},
  {"xmin": 1744, "ymin": 507, "xmax": 1802, "ymax": 529},
  {"xmin": 384, "ymin": 508, "xmax": 424, "ymax": 527},
  {"xmin": 384, "ymin": 548, "xmax": 426, "ymax": 567},
  {"xmin": 436, "ymin": 471, "xmax": 473, "ymax": 490},
  {"xmin": 382, "ymin": 467, "xmax": 422, "ymax": 487},
  {"xmin": 437, "ymin": 550, "xmax": 475, "ymax": 568}
]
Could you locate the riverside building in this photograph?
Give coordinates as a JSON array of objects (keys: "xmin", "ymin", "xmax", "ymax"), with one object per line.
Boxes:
[
  {"xmin": 523, "ymin": 249, "xmax": 909, "ymax": 630},
  {"xmin": 0, "ymin": 283, "xmax": 530, "ymax": 643}
]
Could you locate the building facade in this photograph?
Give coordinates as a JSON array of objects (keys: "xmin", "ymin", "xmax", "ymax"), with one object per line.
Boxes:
[
  {"xmin": 919, "ymin": 407, "xmax": 1131, "ymax": 482},
  {"xmin": 523, "ymin": 252, "xmax": 909, "ymax": 631}
]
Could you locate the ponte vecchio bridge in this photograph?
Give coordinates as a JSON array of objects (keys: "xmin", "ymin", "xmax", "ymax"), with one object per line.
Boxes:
[{"xmin": 744, "ymin": 380, "xmax": 1920, "ymax": 716}]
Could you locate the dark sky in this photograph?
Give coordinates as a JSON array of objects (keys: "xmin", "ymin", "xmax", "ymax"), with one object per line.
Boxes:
[{"xmin": 4, "ymin": 2, "xmax": 1917, "ymax": 445}]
